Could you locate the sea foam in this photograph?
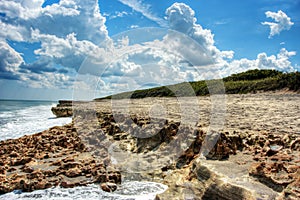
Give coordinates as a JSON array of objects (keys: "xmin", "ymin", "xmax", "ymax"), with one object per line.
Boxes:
[
  {"xmin": 0, "ymin": 182, "xmax": 168, "ymax": 200},
  {"xmin": 0, "ymin": 102, "xmax": 72, "ymax": 141}
]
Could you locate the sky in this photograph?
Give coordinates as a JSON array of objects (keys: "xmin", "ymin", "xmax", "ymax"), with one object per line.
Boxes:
[{"xmin": 0, "ymin": 0, "xmax": 299, "ymax": 100}]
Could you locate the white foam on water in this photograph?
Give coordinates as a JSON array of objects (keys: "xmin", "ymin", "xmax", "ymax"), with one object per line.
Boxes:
[
  {"xmin": 0, "ymin": 103, "xmax": 72, "ymax": 141},
  {"xmin": 0, "ymin": 182, "xmax": 168, "ymax": 200}
]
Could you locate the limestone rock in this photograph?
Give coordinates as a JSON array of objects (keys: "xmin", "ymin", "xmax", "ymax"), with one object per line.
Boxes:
[
  {"xmin": 0, "ymin": 125, "xmax": 121, "ymax": 194},
  {"xmin": 100, "ymin": 182, "xmax": 117, "ymax": 192},
  {"xmin": 1, "ymin": 95, "xmax": 300, "ymax": 199},
  {"xmin": 51, "ymin": 100, "xmax": 73, "ymax": 117}
]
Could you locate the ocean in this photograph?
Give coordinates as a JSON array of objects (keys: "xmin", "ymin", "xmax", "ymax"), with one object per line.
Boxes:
[
  {"xmin": 0, "ymin": 100, "xmax": 72, "ymax": 141},
  {"xmin": 0, "ymin": 100, "xmax": 167, "ymax": 199}
]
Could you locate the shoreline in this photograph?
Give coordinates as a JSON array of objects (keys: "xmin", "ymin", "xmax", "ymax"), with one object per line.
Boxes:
[
  {"xmin": 0, "ymin": 101, "xmax": 72, "ymax": 142},
  {"xmin": 0, "ymin": 93, "xmax": 299, "ymax": 199}
]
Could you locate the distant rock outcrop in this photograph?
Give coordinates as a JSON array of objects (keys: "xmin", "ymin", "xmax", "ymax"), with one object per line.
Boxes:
[{"xmin": 51, "ymin": 100, "xmax": 73, "ymax": 117}]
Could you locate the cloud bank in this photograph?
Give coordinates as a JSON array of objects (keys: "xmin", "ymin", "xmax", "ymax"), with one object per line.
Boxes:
[
  {"xmin": 164, "ymin": 3, "xmax": 296, "ymax": 75},
  {"xmin": 0, "ymin": 1, "xmax": 297, "ymax": 98},
  {"xmin": 0, "ymin": 0, "xmax": 109, "ymax": 88}
]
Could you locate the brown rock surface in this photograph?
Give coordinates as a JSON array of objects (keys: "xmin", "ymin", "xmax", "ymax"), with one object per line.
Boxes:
[
  {"xmin": 100, "ymin": 182, "xmax": 117, "ymax": 192},
  {"xmin": 51, "ymin": 100, "xmax": 73, "ymax": 117},
  {"xmin": 73, "ymin": 94, "xmax": 299, "ymax": 199},
  {"xmin": 246, "ymin": 132, "xmax": 300, "ymax": 199},
  {"xmin": 1, "ymin": 93, "xmax": 299, "ymax": 199},
  {"xmin": 0, "ymin": 124, "xmax": 121, "ymax": 194}
]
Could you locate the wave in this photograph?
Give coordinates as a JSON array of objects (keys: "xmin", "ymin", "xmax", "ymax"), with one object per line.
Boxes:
[
  {"xmin": 0, "ymin": 102, "xmax": 72, "ymax": 141},
  {"xmin": 0, "ymin": 182, "xmax": 168, "ymax": 200}
]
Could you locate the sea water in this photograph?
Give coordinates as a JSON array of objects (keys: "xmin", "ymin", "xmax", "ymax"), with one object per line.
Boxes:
[
  {"xmin": 0, "ymin": 100, "xmax": 167, "ymax": 199},
  {"xmin": 0, "ymin": 182, "xmax": 168, "ymax": 200},
  {"xmin": 0, "ymin": 100, "xmax": 72, "ymax": 141}
]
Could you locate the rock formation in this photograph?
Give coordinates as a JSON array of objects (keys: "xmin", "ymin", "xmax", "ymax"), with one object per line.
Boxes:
[
  {"xmin": 1, "ymin": 94, "xmax": 299, "ymax": 199},
  {"xmin": 0, "ymin": 125, "xmax": 121, "ymax": 194},
  {"xmin": 51, "ymin": 100, "xmax": 73, "ymax": 117}
]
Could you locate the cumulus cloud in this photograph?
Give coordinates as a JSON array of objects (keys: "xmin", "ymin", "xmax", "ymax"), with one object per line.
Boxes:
[
  {"xmin": 262, "ymin": 10, "xmax": 294, "ymax": 38},
  {"xmin": 31, "ymin": 30, "xmax": 110, "ymax": 71},
  {"xmin": 163, "ymin": 3, "xmax": 296, "ymax": 78},
  {"xmin": 0, "ymin": 41, "xmax": 23, "ymax": 80},
  {"xmin": 165, "ymin": 3, "xmax": 234, "ymax": 64},
  {"xmin": 0, "ymin": 40, "xmax": 75, "ymax": 88},
  {"xmin": 20, "ymin": 56, "xmax": 57, "ymax": 74},
  {"xmin": 0, "ymin": 0, "xmax": 43, "ymax": 20},
  {"xmin": 222, "ymin": 48, "xmax": 296, "ymax": 76},
  {"xmin": 0, "ymin": 0, "xmax": 110, "ymax": 89},
  {"xmin": 82, "ymin": 3, "xmax": 297, "ymax": 97},
  {"xmin": 0, "ymin": 1, "xmax": 297, "ymax": 97},
  {"xmin": 26, "ymin": 72, "xmax": 75, "ymax": 89},
  {"xmin": 0, "ymin": 21, "xmax": 27, "ymax": 42},
  {"xmin": 0, "ymin": 0, "xmax": 108, "ymax": 43}
]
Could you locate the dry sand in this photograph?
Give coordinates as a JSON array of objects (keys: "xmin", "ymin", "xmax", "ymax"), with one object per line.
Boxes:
[{"xmin": 89, "ymin": 93, "xmax": 300, "ymax": 135}]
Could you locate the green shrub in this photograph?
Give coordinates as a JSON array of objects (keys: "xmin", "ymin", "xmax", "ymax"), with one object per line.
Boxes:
[{"xmin": 95, "ymin": 69, "xmax": 299, "ymax": 100}]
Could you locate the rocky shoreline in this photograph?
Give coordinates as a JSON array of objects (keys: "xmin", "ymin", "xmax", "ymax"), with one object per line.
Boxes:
[
  {"xmin": 0, "ymin": 124, "xmax": 121, "ymax": 194},
  {"xmin": 51, "ymin": 100, "xmax": 73, "ymax": 117},
  {"xmin": 1, "ymin": 93, "xmax": 299, "ymax": 199}
]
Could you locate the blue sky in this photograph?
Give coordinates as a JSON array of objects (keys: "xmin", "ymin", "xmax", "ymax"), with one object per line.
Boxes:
[{"xmin": 0, "ymin": 0, "xmax": 299, "ymax": 100}]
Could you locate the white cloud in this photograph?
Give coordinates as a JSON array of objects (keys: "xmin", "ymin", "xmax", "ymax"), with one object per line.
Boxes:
[
  {"xmin": 166, "ymin": 3, "xmax": 196, "ymax": 33},
  {"xmin": 0, "ymin": 0, "xmax": 110, "ymax": 89},
  {"xmin": 0, "ymin": 0, "xmax": 42, "ymax": 20},
  {"xmin": 0, "ymin": 41, "xmax": 23, "ymax": 78},
  {"xmin": 0, "ymin": 40, "xmax": 76, "ymax": 88},
  {"xmin": 108, "ymin": 11, "xmax": 130, "ymax": 19},
  {"xmin": 31, "ymin": 29, "xmax": 115, "ymax": 73},
  {"xmin": 222, "ymin": 48, "xmax": 296, "ymax": 76},
  {"xmin": 130, "ymin": 25, "xmax": 139, "ymax": 29},
  {"xmin": 164, "ymin": 3, "xmax": 296, "ymax": 78},
  {"xmin": 0, "ymin": 1, "xmax": 297, "ymax": 96},
  {"xmin": 118, "ymin": 0, "xmax": 167, "ymax": 27},
  {"xmin": 262, "ymin": 10, "xmax": 294, "ymax": 38},
  {"xmin": 25, "ymin": 72, "xmax": 73, "ymax": 89},
  {"xmin": 0, "ymin": 21, "xmax": 27, "ymax": 42},
  {"xmin": 165, "ymin": 3, "xmax": 234, "ymax": 64},
  {"xmin": 32, "ymin": 30, "xmax": 100, "ymax": 57},
  {"xmin": 42, "ymin": 0, "xmax": 80, "ymax": 17},
  {"xmin": 0, "ymin": 0, "xmax": 109, "ymax": 43}
]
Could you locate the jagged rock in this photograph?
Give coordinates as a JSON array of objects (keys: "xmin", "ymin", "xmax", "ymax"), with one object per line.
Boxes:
[
  {"xmin": 51, "ymin": 100, "xmax": 73, "ymax": 117},
  {"xmin": 246, "ymin": 132, "xmax": 300, "ymax": 198},
  {"xmin": 100, "ymin": 182, "xmax": 117, "ymax": 192},
  {"xmin": 0, "ymin": 125, "xmax": 121, "ymax": 194},
  {"xmin": 65, "ymin": 167, "xmax": 82, "ymax": 177},
  {"xmin": 1, "ymin": 95, "xmax": 300, "ymax": 199},
  {"xmin": 156, "ymin": 159, "xmax": 263, "ymax": 200},
  {"xmin": 51, "ymin": 107, "xmax": 73, "ymax": 117}
]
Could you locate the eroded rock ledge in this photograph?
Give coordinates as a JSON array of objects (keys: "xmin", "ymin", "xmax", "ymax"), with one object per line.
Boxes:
[
  {"xmin": 51, "ymin": 100, "xmax": 73, "ymax": 117},
  {"xmin": 2, "ymin": 95, "xmax": 300, "ymax": 199},
  {"xmin": 0, "ymin": 125, "xmax": 121, "ymax": 194},
  {"xmin": 72, "ymin": 100, "xmax": 299, "ymax": 200}
]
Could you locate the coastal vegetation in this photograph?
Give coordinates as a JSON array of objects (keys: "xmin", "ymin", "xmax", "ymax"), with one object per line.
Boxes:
[{"xmin": 95, "ymin": 69, "xmax": 300, "ymax": 100}]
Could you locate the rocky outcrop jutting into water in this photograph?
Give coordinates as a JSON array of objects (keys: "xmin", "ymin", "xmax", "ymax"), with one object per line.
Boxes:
[{"xmin": 51, "ymin": 100, "xmax": 73, "ymax": 117}]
